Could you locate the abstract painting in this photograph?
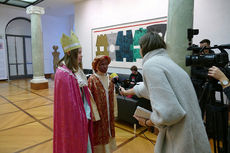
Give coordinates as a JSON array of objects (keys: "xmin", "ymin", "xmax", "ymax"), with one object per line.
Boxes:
[{"xmin": 91, "ymin": 16, "xmax": 167, "ymax": 68}]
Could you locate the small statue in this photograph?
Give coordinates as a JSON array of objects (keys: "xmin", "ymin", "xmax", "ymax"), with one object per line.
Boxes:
[{"xmin": 52, "ymin": 45, "xmax": 60, "ymax": 73}]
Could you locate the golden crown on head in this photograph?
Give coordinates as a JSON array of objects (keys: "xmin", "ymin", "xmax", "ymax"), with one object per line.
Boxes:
[{"xmin": 60, "ymin": 31, "xmax": 81, "ymax": 53}]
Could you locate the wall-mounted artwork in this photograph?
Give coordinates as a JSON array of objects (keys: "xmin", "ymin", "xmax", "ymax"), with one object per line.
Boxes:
[{"xmin": 91, "ymin": 16, "xmax": 167, "ymax": 68}]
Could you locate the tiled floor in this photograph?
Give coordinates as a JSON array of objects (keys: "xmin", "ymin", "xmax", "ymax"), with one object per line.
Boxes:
[{"xmin": 0, "ymin": 79, "xmax": 156, "ymax": 153}]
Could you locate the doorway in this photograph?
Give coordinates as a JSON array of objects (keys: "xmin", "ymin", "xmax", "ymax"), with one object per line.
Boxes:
[{"xmin": 5, "ymin": 17, "xmax": 32, "ymax": 80}]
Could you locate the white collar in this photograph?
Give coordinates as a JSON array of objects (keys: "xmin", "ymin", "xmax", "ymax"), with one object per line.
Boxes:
[{"xmin": 142, "ymin": 48, "xmax": 168, "ymax": 65}]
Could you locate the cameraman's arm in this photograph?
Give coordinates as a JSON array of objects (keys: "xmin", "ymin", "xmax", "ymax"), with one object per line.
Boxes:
[
  {"xmin": 208, "ymin": 66, "xmax": 230, "ymax": 89},
  {"xmin": 208, "ymin": 66, "xmax": 230, "ymax": 100}
]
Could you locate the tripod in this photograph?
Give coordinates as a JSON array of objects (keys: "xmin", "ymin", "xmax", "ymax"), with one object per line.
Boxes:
[{"xmin": 199, "ymin": 81, "xmax": 229, "ymax": 153}]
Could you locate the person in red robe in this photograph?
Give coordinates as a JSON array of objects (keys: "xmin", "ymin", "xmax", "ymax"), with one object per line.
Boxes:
[
  {"xmin": 88, "ymin": 55, "xmax": 117, "ymax": 153},
  {"xmin": 54, "ymin": 31, "xmax": 95, "ymax": 153}
]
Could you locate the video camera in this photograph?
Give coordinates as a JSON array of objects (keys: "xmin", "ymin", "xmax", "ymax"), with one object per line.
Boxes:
[{"xmin": 186, "ymin": 29, "xmax": 229, "ymax": 68}]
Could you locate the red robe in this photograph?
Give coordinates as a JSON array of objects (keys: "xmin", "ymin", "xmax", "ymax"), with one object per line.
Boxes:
[
  {"xmin": 88, "ymin": 74, "xmax": 115, "ymax": 146},
  {"xmin": 53, "ymin": 65, "xmax": 93, "ymax": 153}
]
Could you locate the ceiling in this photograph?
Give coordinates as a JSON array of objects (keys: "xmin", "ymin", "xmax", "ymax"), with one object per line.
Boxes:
[
  {"xmin": 0, "ymin": 0, "xmax": 84, "ymax": 17},
  {"xmin": 37, "ymin": 0, "xmax": 83, "ymax": 17},
  {"xmin": 0, "ymin": 0, "xmax": 44, "ymax": 8}
]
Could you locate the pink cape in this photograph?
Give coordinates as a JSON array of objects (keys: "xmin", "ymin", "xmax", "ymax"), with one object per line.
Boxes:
[{"xmin": 53, "ymin": 65, "xmax": 93, "ymax": 153}]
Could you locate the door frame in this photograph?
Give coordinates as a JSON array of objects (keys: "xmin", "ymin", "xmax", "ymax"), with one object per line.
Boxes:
[{"xmin": 6, "ymin": 34, "xmax": 32, "ymax": 80}]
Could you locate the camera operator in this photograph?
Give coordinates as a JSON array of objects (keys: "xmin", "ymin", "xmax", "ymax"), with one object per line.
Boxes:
[
  {"xmin": 191, "ymin": 39, "xmax": 214, "ymax": 81},
  {"xmin": 191, "ymin": 39, "xmax": 215, "ymax": 118},
  {"xmin": 208, "ymin": 66, "xmax": 230, "ymax": 100},
  {"xmin": 199, "ymin": 39, "xmax": 214, "ymax": 54}
]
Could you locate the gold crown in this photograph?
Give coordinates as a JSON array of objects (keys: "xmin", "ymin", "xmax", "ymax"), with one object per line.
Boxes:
[{"xmin": 60, "ymin": 31, "xmax": 81, "ymax": 53}]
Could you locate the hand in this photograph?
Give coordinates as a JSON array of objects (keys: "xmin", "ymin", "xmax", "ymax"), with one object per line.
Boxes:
[
  {"xmin": 208, "ymin": 66, "xmax": 228, "ymax": 81},
  {"xmin": 119, "ymin": 87, "xmax": 126, "ymax": 96},
  {"xmin": 133, "ymin": 115, "xmax": 146, "ymax": 127}
]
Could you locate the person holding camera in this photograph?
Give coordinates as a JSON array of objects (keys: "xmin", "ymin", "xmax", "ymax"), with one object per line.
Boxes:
[
  {"xmin": 199, "ymin": 39, "xmax": 214, "ymax": 54},
  {"xmin": 208, "ymin": 66, "xmax": 230, "ymax": 99},
  {"xmin": 191, "ymin": 39, "xmax": 215, "ymax": 118},
  {"xmin": 120, "ymin": 32, "xmax": 211, "ymax": 153}
]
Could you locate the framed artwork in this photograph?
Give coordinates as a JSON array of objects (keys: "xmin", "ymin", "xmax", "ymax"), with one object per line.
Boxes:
[{"xmin": 91, "ymin": 16, "xmax": 167, "ymax": 68}]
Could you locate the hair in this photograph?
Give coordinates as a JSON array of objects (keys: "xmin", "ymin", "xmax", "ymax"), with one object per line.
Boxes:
[
  {"xmin": 92, "ymin": 55, "xmax": 111, "ymax": 73},
  {"xmin": 200, "ymin": 39, "xmax": 210, "ymax": 45},
  {"xmin": 139, "ymin": 32, "xmax": 166, "ymax": 57},
  {"xmin": 57, "ymin": 48, "xmax": 82, "ymax": 73},
  {"xmin": 130, "ymin": 65, "xmax": 137, "ymax": 71}
]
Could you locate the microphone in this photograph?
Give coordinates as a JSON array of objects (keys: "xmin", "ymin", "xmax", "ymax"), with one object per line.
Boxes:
[{"xmin": 110, "ymin": 73, "xmax": 121, "ymax": 90}]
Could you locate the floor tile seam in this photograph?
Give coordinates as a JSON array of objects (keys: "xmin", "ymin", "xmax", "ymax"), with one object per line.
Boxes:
[
  {"xmin": 0, "ymin": 116, "xmax": 53, "ymax": 132},
  {"xmin": 139, "ymin": 134, "xmax": 156, "ymax": 144},
  {"xmin": 115, "ymin": 135, "xmax": 137, "ymax": 150},
  {"xmin": 115, "ymin": 124, "xmax": 147, "ymax": 135},
  {"xmin": 0, "ymin": 110, "xmax": 21, "ymax": 116},
  {"xmin": 0, "ymin": 102, "xmax": 9, "ymax": 105},
  {"xmin": 14, "ymin": 138, "xmax": 53, "ymax": 153},
  {"xmin": 34, "ymin": 115, "xmax": 53, "ymax": 121},
  {"xmin": 11, "ymin": 97, "xmax": 53, "ymax": 103},
  {"xmin": 114, "ymin": 125, "xmax": 136, "ymax": 135},
  {"xmin": 0, "ymin": 103, "xmax": 53, "ymax": 117},
  {"xmin": 21, "ymin": 103, "xmax": 53, "ymax": 111},
  {"xmin": 39, "ymin": 116, "xmax": 53, "ymax": 121},
  {"xmin": 0, "ymin": 95, "xmax": 53, "ymax": 132},
  {"xmin": 115, "ymin": 128, "xmax": 148, "ymax": 150},
  {"xmin": 9, "ymin": 83, "xmax": 54, "ymax": 102},
  {"xmin": 0, "ymin": 93, "xmax": 11, "ymax": 105},
  {"xmin": 1, "ymin": 92, "xmax": 34, "ymax": 97},
  {"xmin": 0, "ymin": 120, "xmax": 37, "ymax": 132}
]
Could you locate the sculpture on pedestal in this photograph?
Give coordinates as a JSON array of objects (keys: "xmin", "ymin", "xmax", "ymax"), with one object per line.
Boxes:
[{"xmin": 52, "ymin": 45, "xmax": 60, "ymax": 73}]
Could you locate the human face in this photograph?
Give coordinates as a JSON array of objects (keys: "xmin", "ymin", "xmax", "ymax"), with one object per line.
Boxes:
[
  {"xmin": 77, "ymin": 48, "xmax": 82, "ymax": 64},
  {"xmin": 97, "ymin": 59, "xmax": 109, "ymax": 74},
  {"xmin": 200, "ymin": 43, "xmax": 210, "ymax": 54},
  {"xmin": 132, "ymin": 70, "xmax": 137, "ymax": 75}
]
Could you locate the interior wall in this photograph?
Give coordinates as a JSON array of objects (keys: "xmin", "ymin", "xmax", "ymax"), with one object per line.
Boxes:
[
  {"xmin": 0, "ymin": 5, "xmax": 72, "ymax": 79},
  {"xmin": 74, "ymin": 0, "xmax": 168, "ymax": 74},
  {"xmin": 75, "ymin": 0, "xmax": 230, "ymax": 74},
  {"xmin": 0, "ymin": 5, "xmax": 28, "ymax": 80},
  {"xmin": 41, "ymin": 15, "xmax": 72, "ymax": 73},
  {"xmin": 193, "ymin": 0, "xmax": 230, "ymax": 48}
]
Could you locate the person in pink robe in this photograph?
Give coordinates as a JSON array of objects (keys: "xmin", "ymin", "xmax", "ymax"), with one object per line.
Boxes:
[{"xmin": 53, "ymin": 31, "xmax": 94, "ymax": 153}]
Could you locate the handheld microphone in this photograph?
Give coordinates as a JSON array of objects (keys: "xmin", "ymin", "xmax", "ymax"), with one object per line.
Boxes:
[{"xmin": 110, "ymin": 73, "xmax": 121, "ymax": 90}]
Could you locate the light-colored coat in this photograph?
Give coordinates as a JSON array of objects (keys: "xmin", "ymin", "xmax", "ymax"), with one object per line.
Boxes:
[{"xmin": 134, "ymin": 48, "xmax": 211, "ymax": 153}]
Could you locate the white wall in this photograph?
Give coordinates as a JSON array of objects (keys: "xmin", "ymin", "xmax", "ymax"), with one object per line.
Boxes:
[
  {"xmin": 41, "ymin": 15, "xmax": 73, "ymax": 73},
  {"xmin": 0, "ymin": 5, "xmax": 28, "ymax": 80},
  {"xmin": 74, "ymin": 0, "xmax": 168, "ymax": 74},
  {"xmin": 75, "ymin": 0, "xmax": 230, "ymax": 74},
  {"xmin": 0, "ymin": 5, "xmax": 72, "ymax": 79},
  {"xmin": 193, "ymin": 0, "xmax": 230, "ymax": 48}
]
